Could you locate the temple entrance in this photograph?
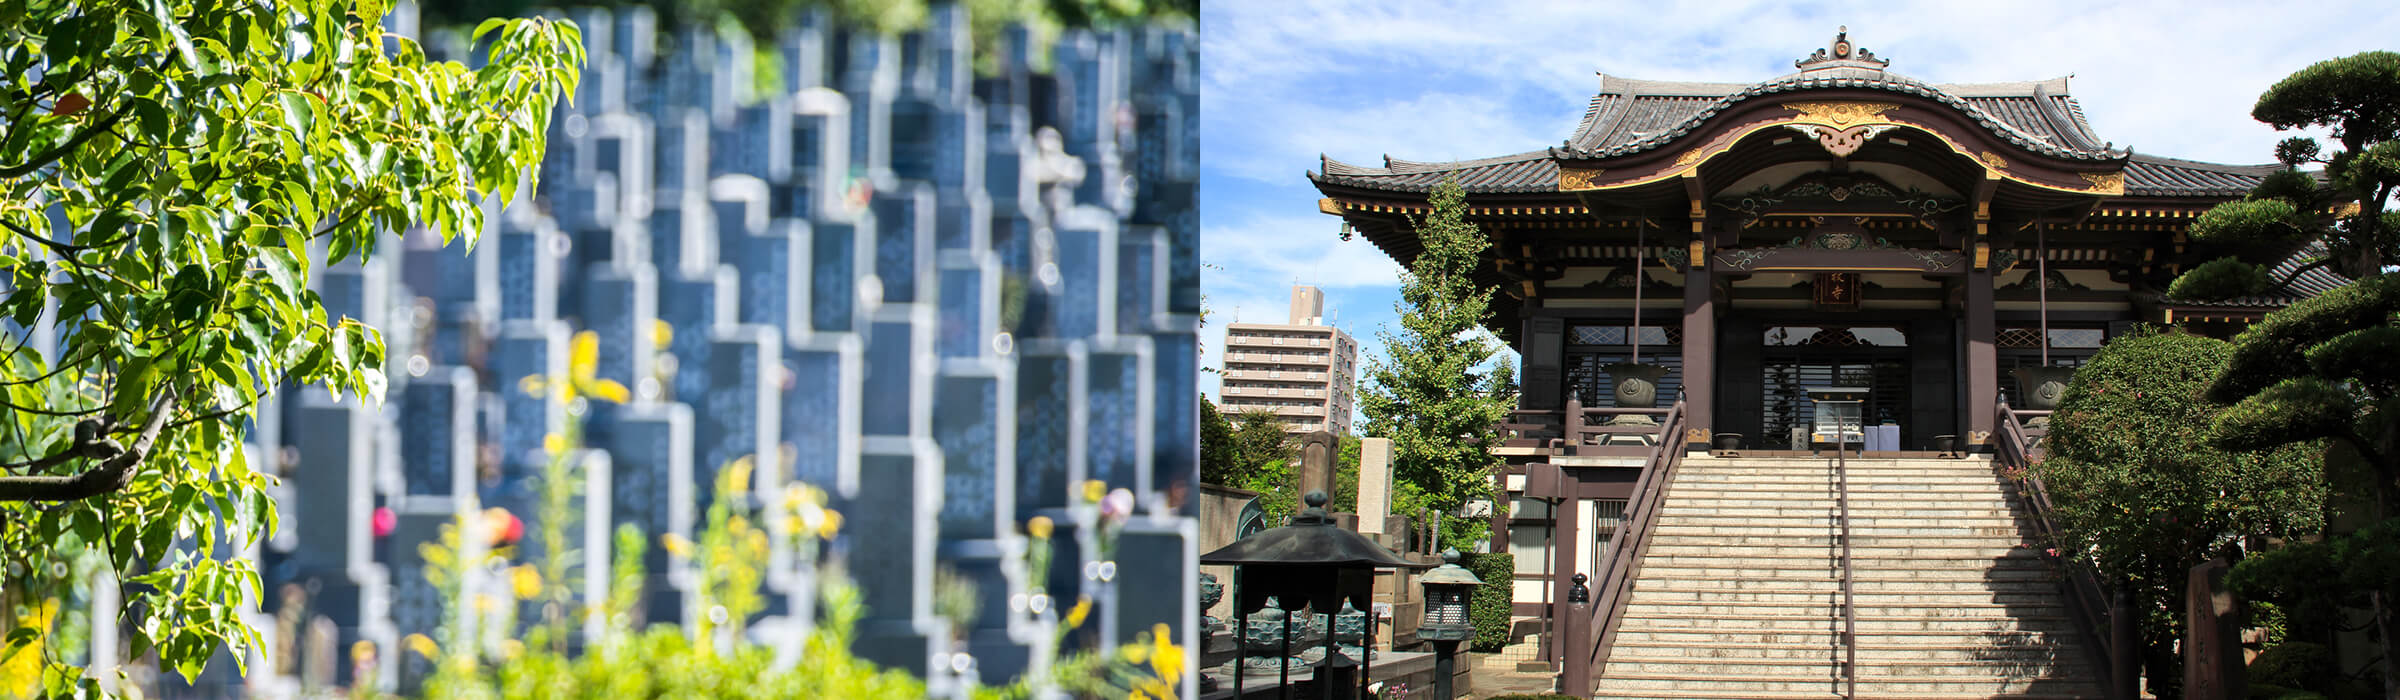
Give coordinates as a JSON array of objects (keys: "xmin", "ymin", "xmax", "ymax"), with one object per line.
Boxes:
[{"xmin": 1756, "ymin": 325, "xmax": 1913, "ymax": 450}]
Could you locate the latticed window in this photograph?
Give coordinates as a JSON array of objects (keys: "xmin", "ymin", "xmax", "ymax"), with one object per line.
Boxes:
[
  {"xmin": 1766, "ymin": 326, "xmax": 1908, "ymax": 347},
  {"xmin": 1998, "ymin": 327, "xmax": 2105, "ymax": 349},
  {"xmin": 1570, "ymin": 325, "xmax": 1681, "ymax": 346}
]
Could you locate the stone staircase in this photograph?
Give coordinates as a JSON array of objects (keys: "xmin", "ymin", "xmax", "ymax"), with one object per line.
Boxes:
[{"xmin": 1589, "ymin": 455, "xmax": 2108, "ymax": 699}]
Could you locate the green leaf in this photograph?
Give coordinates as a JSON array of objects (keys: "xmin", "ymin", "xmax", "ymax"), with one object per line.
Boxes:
[{"xmin": 275, "ymin": 91, "xmax": 313, "ymax": 139}]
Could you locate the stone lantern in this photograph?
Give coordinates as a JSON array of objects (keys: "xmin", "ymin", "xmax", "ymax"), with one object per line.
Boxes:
[{"xmin": 1418, "ymin": 549, "xmax": 1484, "ymax": 700}]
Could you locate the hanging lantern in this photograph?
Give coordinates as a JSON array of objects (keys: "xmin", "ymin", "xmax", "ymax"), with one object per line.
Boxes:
[{"xmin": 1418, "ymin": 549, "xmax": 1483, "ymax": 642}]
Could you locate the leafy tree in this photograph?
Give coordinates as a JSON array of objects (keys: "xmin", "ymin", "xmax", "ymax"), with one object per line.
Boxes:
[
  {"xmin": 0, "ymin": 0, "xmax": 581, "ymax": 691},
  {"xmin": 1360, "ymin": 179, "xmax": 1507, "ymax": 547},
  {"xmin": 2039, "ymin": 330, "xmax": 2326, "ymax": 697},
  {"xmin": 2175, "ymin": 51, "xmax": 2400, "ymax": 285},
  {"xmin": 1487, "ymin": 355, "xmax": 1519, "ymax": 407},
  {"xmin": 1199, "ymin": 396, "xmax": 1237, "ymax": 484},
  {"xmin": 2205, "ymin": 273, "xmax": 2400, "ymax": 696}
]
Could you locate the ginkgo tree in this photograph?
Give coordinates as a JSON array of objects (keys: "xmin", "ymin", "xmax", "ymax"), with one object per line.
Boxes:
[{"xmin": 0, "ymin": 0, "xmax": 581, "ymax": 693}]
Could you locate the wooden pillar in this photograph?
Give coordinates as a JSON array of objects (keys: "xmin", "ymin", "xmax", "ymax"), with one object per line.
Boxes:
[
  {"xmin": 1682, "ymin": 240, "xmax": 1714, "ymax": 451},
  {"xmin": 1966, "ymin": 244, "xmax": 1997, "ymax": 447},
  {"xmin": 1553, "ymin": 486, "xmax": 1587, "ymax": 697}
]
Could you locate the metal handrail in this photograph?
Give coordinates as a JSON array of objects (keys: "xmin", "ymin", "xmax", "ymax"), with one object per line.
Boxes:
[
  {"xmin": 1562, "ymin": 401, "xmax": 1687, "ymax": 697},
  {"xmin": 1995, "ymin": 399, "xmax": 2133, "ymax": 700}
]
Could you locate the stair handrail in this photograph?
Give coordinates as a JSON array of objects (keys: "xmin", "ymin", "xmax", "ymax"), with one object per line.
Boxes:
[
  {"xmin": 1836, "ymin": 404, "xmax": 1858, "ymax": 700},
  {"xmin": 1562, "ymin": 400, "xmax": 1687, "ymax": 697},
  {"xmin": 1995, "ymin": 398, "xmax": 2134, "ymax": 700}
]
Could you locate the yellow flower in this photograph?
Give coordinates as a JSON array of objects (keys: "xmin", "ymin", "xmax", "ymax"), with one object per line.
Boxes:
[
  {"xmin": 1027, "ymin": 516, "xmax": 1054, "ymax": 539},
  {"xmin": 404, "ymin": 633, "xmax": 439, "ymax": 660},
  {"xmin": 661, "ymin": 533, "xmax": 693, "ymax": 558},
  {"xmin": 1083, "ymin": 479, "xmax": 1107, "ymax": 504},
  {"xmin": 510, "ymin": 564, "xmax": 543, "ymax": 600},
  {"xmin": 500, "ymin": 639, "xmax": 525, "ymax": 659},
  {"xmin": 569, "ymin": 330, "xmax": 601, "ymax": 381},
  {"xmin": 587, "ymin": 378, "xmax": 631, "ymax": 403},
  {"xmin": 471, "ymin": 593, "xmax": 495, "ymax": 614},
  {"xmin": 1147, "ymin": 623, "xmax": 1184, "ymax": 682},
  {"xmin": 350, "ymin": 639, "xmax": 377, "ymax": 663},
  {"xmin": 724, "ymin": 456, "xmax": 756, "ymax": 496},
  {"xmin": 818, "ymin": 509, "xmax": 843, "ymax": 539},
  {"xmin": 517, "ymin": 375, "xmax": 548, "ymax": 398},
  {"xmin": 543, "ymin": 433, "xmax": 568, "ymax": 455},
  {"xmin": 1063, "ymin": 595, "xmax": 1093, "ymax": 629},
  {"xmin": 652, "ymin": 319, "xmax": 674, "ymax": 348}
]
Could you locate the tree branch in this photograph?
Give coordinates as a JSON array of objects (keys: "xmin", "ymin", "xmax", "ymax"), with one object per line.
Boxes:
[
  {"xmin": 0, "ymin": 386, "xmax": 177, "ymax": 502},
  {"xmin": 0, "ymin": 107, "xmax": 128, "ymax": 179}
]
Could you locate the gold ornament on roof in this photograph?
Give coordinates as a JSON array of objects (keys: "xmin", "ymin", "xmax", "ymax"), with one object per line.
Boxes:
[
  {"xmin": 1558, "ymin": 166, "xmax": 1605, "ymax": 191},
  {"xmin": 1796, "ymin": 27, "xmax": 1891, "ymax": 70},
  {"xmin": 1783, "ymin": 101, "xmax": 1901, "ymax": 128},
  {"xmin": 1978, "ymin": 151, "xmax": 2009, "ymax": 170},
  {"xmin": 2079, "ymin": 172, "xmax": 2126, "ymax": 195}
]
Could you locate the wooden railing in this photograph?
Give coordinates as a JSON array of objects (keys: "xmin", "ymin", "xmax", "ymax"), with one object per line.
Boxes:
[
  {"xmin": 1995, "ymin": 399, "xmax": 2138, "ymax": 700},
  {"xmin": 1496, "ymin": 398, "xmax": 1678, "ymax": 457},
  {"xmin": 1560, "ymin": 400, "xmax": 1687, "ymax": 698}
]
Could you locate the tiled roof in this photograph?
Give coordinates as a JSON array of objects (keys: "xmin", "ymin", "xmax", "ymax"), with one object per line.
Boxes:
[
  {"xmin": 2158, "ymin": 240, "xmax": 2351, "ymax": 308},
  {"xmin": 1556, "ymin": 70, "xmax": 2125, "ymax": 162},
  {"xmin": 2121, "ymin": 155, "xmax": 2280, "ymax": 197},
  {"xmin": 1313, "ymin": 151, "xmax": 1558, "ymax": 194},
  {"xmin": 1310, "ymin": 70, "xmax": 2271, "ymax": 199}
]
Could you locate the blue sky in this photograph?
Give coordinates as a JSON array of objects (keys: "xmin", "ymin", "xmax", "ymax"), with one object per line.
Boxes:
[{"xmin": 1197, "ymin": 0, "xmax": 2400, "ymax": 413}]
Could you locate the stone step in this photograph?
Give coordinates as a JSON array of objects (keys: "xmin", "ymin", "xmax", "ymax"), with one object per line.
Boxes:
[
  {"xmin": 1617, "ymin": 626, "xmax": 2080, "ymax": 647},
  {"xmin": 1626, "ymin": 600, "xmax": 2066, "ymax": 618},
  {"xmin": 1654, "ymin": 523, "xmax": 2028, "ymax": 536},
  {"xmin": 1650, "ymin": 515, "xmax": 2029, "ymax": 530},
  {"xmin": 1650, "ymin": 532, "xmax": 2044, "ymax": 547},
  {"xmin": 1667, "ymin": 492, "xmax": 2022, "ymax": 507},
  {"xmin": 1619, "ymin": 612, "xmax": 2079, "ymax": 634},
  {"xmin": 1604, "ymin": 655, "xmax": 2089, "ymax": 678},
  {"xmin": 1609, "ymin": 640, "xmax": 2080, "ymax": 663},
  {"xmin": 1645, "ymin": 543, "xmax": 2052, "ymax": 559},
  {"xmin": 1662, "ymin": 505, "xmax": 2022, "ymax": 518},
  {"xmin": 1593, "ymin": 671, "xmax": 2104, "ymax": 697},
  {"xmin": 1632, "ymin": 577, "xmax": 2064, "ymax": 599},
  {"xmin": 1628, "ymin": 588, "xmax": 2069, "ymax": 608},
  {"xmin": 1676, "ymin": 472, "xmax": 2008, "ymax": 484},
  {"xmin": 1590, "ymin": 688, "xmax": 2100, "ymax": 700},
  {"xmin": 1637, "ymin": 562, "xmax": 2053, "ymax": 580}
]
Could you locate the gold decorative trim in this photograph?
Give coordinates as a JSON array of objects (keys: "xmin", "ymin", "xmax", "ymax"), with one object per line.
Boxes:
[
  {"xmin": 1685, "ymin": 428, "xmax": 1711, "ymax": 445},
  {"xmin": 1978, "ymin": 151, "xmax": 2009, "ymax": 170},
  {"xmin": 1783, "ymin": 101, "xmax": 1901, "ymax": 127},
  {"xmin": 1558, "ymin": 166, "xmax": 1605, "ymax": 191},
  {"xmin": 1674, "ymin": 147, "xmax": 1708, "ymax": 167},
  {"xmin": 1968, "ymin": 430, "xmax": 1991, "ymax": 445},
  {"xmin": 2079, "ymin": 172, "xmax": 2126, "ymax": 195},
  {"xmin": 1689, "ymin": 239, "xmax": 1706, "ymax": 267},
  {"xmin": 1974, "ymin": 242, "xmax": 1990, "ymax": 270},
  {"xmin": 1317, "ymin": 198, "xmax": 1344, "ymax": 215}
]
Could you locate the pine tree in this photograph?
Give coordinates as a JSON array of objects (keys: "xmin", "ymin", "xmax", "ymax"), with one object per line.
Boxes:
[{"xmin": 1361, "ymin": 179, "xmax": 1508, "ymax": 545}]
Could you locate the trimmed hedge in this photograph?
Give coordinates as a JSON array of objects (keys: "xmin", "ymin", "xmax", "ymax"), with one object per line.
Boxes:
[
  {"xmin": 1459, "ymin": 551, "xmax": 1515, "ymax": 652},
  {"xmin": 2168, "ymin": 257, "xmax": 2271, "ymax": 301}
]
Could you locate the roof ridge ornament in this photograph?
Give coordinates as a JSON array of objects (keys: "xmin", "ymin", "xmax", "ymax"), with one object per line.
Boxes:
[{"xmin": 1796, "ymin": 26, "xmax": 1890, "ymax": 71}]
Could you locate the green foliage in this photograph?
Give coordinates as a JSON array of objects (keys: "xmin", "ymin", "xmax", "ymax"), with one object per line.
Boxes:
[
  {"xmin": 1458, "ymin": 552, "xmax": 1514, "ymax": 653},
  {"xmin": 1361, "ymin": 179, "xmax": 1507, "ymax": 547},
  {"xmin": 2252, "ymin": 51, "xmax": 2400, "ymax": 144},
  {"xmin": 2250, "ymin": 642, "xmax": 2338, "ymax": 698},
  {"xmin": 2211, "ymin": 275, "xmax": 2400, "ymax": 403},
  {"xmin": 2303, "ymin": 325, "xmax": 2400, "ymax": 392},
  {"xmin": 1199, "ymin": 396, "xmax": 1238, "ymax": 484},
  {"xmin": 0, "ymin": 0, "xmax": 579, "ymax": 688},
  {"xmin": 2168, "ymin": 257, "xmax": 2273, "ymax": 301},
  {"xmin": 2190, "ymin": 199, "xmax": 2303, "ymax": 245},
  {"xmin": 2038, "ymin": 330, "xmax": 2327, "ymax": 691},
  {"xmin": 2212, "ymin": 377, "xmax": 2357, "ymax": 451}
]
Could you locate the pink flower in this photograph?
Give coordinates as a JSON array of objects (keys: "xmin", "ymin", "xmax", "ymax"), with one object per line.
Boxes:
[
  {"xmin": 372, "ymin": 507, "xmax": 397, "ymax": 538},
  {"xmin": 1101, "ymin": 488, "xmax": 1135, "ymax": 522}
]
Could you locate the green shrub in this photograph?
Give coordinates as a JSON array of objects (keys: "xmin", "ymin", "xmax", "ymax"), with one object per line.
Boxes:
[
  {"xmin": 2168, "ymin": 257, "xmax": 2272, "ymax": 301},
  {"xmin": 1459, "ymin": 552, "xmax": 1515, "ymax": 652},
  {"xmin": 2248, "ymin": 642, "xmax": 2336, "ymax": 699},
  {"xmin": 2190, "ymin": 198, "xmax": 2299, "ymax": 243}
]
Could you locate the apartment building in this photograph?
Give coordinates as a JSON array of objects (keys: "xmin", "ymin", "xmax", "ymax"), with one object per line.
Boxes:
[{"xmin": 1219, "ymin": 286, "xmax": 1359, "ymax": 435}]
